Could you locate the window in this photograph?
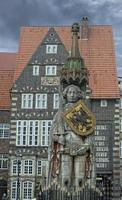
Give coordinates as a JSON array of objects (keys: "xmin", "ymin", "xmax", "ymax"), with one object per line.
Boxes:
[
  {"xmin": 0, "ymin": 154, "xmax": 8, "ymax": 169},
  {"xmin": 46, "ymin": 65, "xmax": 57, "ymax": 76},
  {"xmin": 11, "ymin": 181, "xmax": 18, "ymax": 200},
  {"xmin": 120, "ymin": 141, "xmax": 122, "ymax": 158},
  {"xmin": 37, "ymin": 160, "xmax": 42, "ymax": 175},
  {"xmin": 35, "ymin": 94, "xmax": 47, "ymax": 109},
  {"xmin": 41, "ymin": 120, "xmax": 52, "ymax": 146},
  {"xmin": 12, "ymin": 160, "xmax": 17, "ymax": 174},
  {"xmin": 28, "ymin": 121, "xmax": 39, "ymax": 146},
  {"xmin": 37, "ymin": 160, "xmax": 48, "ymax": 176},
  {"xmin": 101, "ymin": 100, "xmax": 107, "ymax": 107},
  {"xmin": 53, "ymin": 94, "xmax": 59, "ymax": 109},
  {"xmin": 33, "ymin": 65, "xmax": 39, "ymax": 76},
  {"xmin": 23, "ymin": 182, "xmax": 33, "ymax": 200},
  {"xmin": 12, "ymin": 160, "xmax": 21, "ymax": 175},
  {"xmin": 21, "ymin": 94, "xmax": 33, "ymax": 109},
  {"xmin": 17, "ymin": 121, "xmax": 27, "ymax": 146},
  {"xmin": 0, "ymin": 123, "xmax": 10, "ymax": 138},
  {"xmin": 24, "ymin": 160, "xmax": 33, "ymax": 175},
  {"xmin": 120, "ymin": 98, "xmax": 122, "ymax": 109},
  {"xmin": 120, "ymin": 118, "xmax": 122, "ymax": 132},
  {"xmin": 46, "ymin": 45, "xmax": 57, "ymax": 54},
  {"xmin": 16, "ymin": 121, "xmax": 39, "ymax": 146}
]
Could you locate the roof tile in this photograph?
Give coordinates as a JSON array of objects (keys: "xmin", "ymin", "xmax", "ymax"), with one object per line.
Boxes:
[
  {"xmin": 14, "ymin": 26, "xmax": 119, "ymax": 99},
  {"xmin": 0, "ymin": 53, "xmax": 16, "ymax": 109}
]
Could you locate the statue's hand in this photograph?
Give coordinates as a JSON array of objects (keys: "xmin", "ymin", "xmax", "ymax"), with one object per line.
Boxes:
[
  {"xmin": 78, "ymin": 144, "xmax": 90, "ymax": 155},
  {"xmin": 70, "ymin": 144, "xmax": 90, "ymax": 156}
]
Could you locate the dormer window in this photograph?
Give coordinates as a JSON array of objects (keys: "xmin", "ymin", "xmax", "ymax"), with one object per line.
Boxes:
[
  {"xmin": 46, "ymin": 45, "xmax": 57, "ymax": 54},
  {"xmin": 33, "ymin": 65, "xmax": 39, "ymax": 76},
  {"xmin": 46, "ymin": 65, "xmax": 57, "ymax": 76}
]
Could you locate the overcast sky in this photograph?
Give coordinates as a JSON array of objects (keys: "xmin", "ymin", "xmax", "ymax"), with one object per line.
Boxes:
[{"xmin": 0, "ymin": 0, "xmax": 122, "ymax": 74}]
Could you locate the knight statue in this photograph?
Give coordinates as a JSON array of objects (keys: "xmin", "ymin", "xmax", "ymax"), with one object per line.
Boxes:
[{"xmin": 48, "ymin": 22, "xmax": 96, "ymax": 189}]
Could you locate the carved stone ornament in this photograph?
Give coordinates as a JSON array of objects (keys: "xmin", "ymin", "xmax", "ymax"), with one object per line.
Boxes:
[
  {"xmin": 63, "ymin": 100, "xmax": 96, "ymax": 136},
  {"xmin": 41, "ymin": 77, "xmax": 60, "ymax": 85}
]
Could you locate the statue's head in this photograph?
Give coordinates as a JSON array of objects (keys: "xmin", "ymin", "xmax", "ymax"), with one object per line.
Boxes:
[{"xmin": 63, "ymin": 85, "xmax": 83, "ymax": 103}]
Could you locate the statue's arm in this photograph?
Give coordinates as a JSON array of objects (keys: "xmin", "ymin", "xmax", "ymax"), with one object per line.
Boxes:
[
  {"xmin": 50, "ymin": 111, "xmax": 65, "ymax": 145},
  {"xmin": 84, "ymin": 134, "xmax": 94, "ymax": 153},
  {"xmin": 78, "ymin": 143, "xmax": 90, "ymax": 155}
]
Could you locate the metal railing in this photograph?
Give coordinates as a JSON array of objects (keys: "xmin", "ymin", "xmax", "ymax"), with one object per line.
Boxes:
[{"xmin": 37, "ymin": 182, "xmax": 103, "ymax": 200}]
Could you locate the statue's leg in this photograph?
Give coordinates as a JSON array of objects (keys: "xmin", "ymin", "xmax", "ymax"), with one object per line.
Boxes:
[
  {"xmin": 60, "ymin": 154, "xmax": 72, "ymax": 187},
  {"xmin": 74, "ymin": 155, "xmax": 86, "ymax": 187}
]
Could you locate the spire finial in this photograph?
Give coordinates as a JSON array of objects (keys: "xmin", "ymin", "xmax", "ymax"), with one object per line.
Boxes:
[
  {"xmin": 60, "ymin": 22, "xmax": 89, "ymax": 89},
  {"xmin": 71, "ymin": 23, "xmax": 80, "ymax": 58}
]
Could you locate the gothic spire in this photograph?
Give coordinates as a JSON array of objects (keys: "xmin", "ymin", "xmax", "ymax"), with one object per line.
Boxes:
[{"xmin": 60, "ymin": 23, "xmax": 89, "ymax": 90}]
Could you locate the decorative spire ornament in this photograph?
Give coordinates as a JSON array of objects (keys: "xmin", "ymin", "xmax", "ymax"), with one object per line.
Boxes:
[{"xmin": 60, "ymin": 23, "xmax": 89, "ymax": 90}]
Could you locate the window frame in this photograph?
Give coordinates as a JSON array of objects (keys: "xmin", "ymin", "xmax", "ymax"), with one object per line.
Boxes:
[
  {"xmin": 35, "ymin": 94, "xmax": 47, "ymax": 109},
  {"xmin": 120, "ymin": 141, "xmax": 122, "ymax": 158},
  {"xmin": 12, "ymin": 159, "xmax": 22, "ymax": 175},
  {"xmin": 23, "ymin": 181, "xmax": 33, "ymax": 200},
  {"xmin": 16, "ymin": 120, "xmax": 39, "ymax": 146},
  {"xmin": 28, "ymin": 121, "xmax": 39, "ymax": 146},
  {"xmin": 33, "ymin": 65, "xmax": 39, "ymax": 76},
  {"xmin": 24, "ymin": 160, "xmax": 33, "ymax": 175},
  {"xmin": 120, "ymin": 98, "xmax": 122, "ymax": 109},
  {"xmin": 21, "ymin": 94, "xmax": 33, "ymax": 109},
  {"xmin": 37, "ymin": 160, "xmax": 48, "ymax": 176},
  {"xmin": 11, "ymin": 181, "xmax": 18, "ymax": 200},
  {"xmin": 0, "ymin": 154, "xmax": 8, "ymax": 169},
  {"xmin": 120, "ymin": 118, "xmax": 122, "ymax": 132},
  {"xmin": 45, "ymin": 65, "xmax": 57, "ymax": 76},
  {"xmin": 53, "ymin": 93, "xmax": 59, "ymax": 109},
  {"xmin": 41, "ymin": 120, "xmax": 52, "ymax": 146},
  {"xmin": 37, "ymin": 160, "xmax": 42, "ymax": 175},
  {"xmin": 100, "ymin": 100, "xmax": 107, "ymax": 107},
  {"xmin": 0, "ymin": 123, "xmax": 10, "ymax": 138},
  {"xmin": 46, "ymin": 45, "xmax": 57, "ymax": 54}
]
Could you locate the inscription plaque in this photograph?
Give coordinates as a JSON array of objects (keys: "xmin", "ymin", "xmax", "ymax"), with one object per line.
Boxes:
[{"xmin": 95, "ymin": 123, "xmax": 112, "ymax": 172}]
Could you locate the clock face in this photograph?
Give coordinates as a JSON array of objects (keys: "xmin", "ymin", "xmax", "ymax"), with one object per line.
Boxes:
[{"xmin": 63, "ymin": 100, "xmax": 96, "ymax": 136}]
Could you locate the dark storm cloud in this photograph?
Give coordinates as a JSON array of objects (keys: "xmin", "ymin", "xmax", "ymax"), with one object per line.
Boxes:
[
  {"xmin": 0, "ymin": 0, "xmax": 122, "ymax": 72},
  {"xmin": 0, "ymin": 0, "xmax": 121, "ymax": 36}
]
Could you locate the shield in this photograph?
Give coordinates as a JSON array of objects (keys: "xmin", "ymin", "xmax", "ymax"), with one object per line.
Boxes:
[{"xmin": 63, "ymin": 100, "xmax": 96, "ymax": 136}]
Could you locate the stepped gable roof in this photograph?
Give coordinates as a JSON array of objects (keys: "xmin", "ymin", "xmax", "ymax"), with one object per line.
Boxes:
[
  {"xmin": 14, "ymin": 25, "xmax": 119, "ymax": 99},
  {"xmin": 0, "ymin": 52, "xmax": 16, "ymax": 110}
]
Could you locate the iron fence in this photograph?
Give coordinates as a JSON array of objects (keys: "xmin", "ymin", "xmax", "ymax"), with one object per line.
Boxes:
[{"xmin": 37, "ymin": 182, "xmax": 103, "ymax": 200}]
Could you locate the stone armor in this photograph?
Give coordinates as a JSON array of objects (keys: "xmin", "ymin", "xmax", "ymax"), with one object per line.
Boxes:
[{"xmin": 48, "ymin": 86, "xmax": 94, "ymax": 188}]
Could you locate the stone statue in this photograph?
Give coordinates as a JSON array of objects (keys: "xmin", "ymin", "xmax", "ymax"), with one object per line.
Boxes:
[{"xmin": 48, "ymin": 84, "xmax": 94, "ymax": 188}]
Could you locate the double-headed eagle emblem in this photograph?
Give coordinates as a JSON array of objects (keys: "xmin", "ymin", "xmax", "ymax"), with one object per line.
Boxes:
[{"xmin": 63, "ymin": 100, "xmax": 96, "ymax": 136}]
